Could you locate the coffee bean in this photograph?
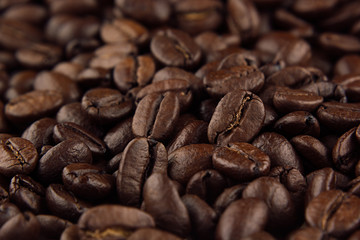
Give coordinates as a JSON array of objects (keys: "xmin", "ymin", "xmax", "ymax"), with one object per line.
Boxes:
[
  {"xmin": 287, "ymin": 227, "xmax": 325, "ymax": 240},
  {"xmin": 208, "ymin": 90, "xmax": 265, "ymax": 145},
  {"xmin": 151, "ymin": 28, "xmax": 201, "ymax": 68},
  {"xmin": 128, "ymin": 228, "xmax": 182, "ymax": 240},
  {"xmin": 334, "ymin": 55, "xmax": 360, "ymax": 76},
  {"xmin": 216, "ymin": 198, "xmax": 268, "ymax": 239},
  {"xmin": 0, "ymin": 137, "xmax": 38, "ymax": 177},
  {"xmin": 0, "ymin": 212, "xmax": 40, "ymax": 240},
  {"xmin": 104, "ymin": 117, "xmax": 134, "ymax": 155},
  {"xmin": 36, "ymin": 214, "xmax": 72, "ymax": 240},
  {"xmin": 214, "ymin": 184, "xmax": 246, "ymax": 215},
  {"xmin": 21, "ymin": 118, "xmax": 57, "ymax": 151},
  {"xmin": 9, "ymin": 174, "xmax": 45, "ymax": 213},
  {"xmin": 143, "ymin": 173, "xmax": 191, "ymax": 237},
  {"xmin": 332, "ymin": 73, "xmax": 360, "ymax": 102},
  {"xmin": 5, "ymin": 90, "xmax": 64, "ymax": 126},
  {"xmin": 318, "ymin": 33, "xmax": 360, "ymax": 55},
  {"xmin": 213, "ymin": 142, "xmax": 270, "ymax": 182},
  {"xmin": 48, "ymin": 0, "xmax": 97, "ymax": 15},
  {"xmin": 0, "ymin": 203, "xmax": 20, "ymax": 227},
  {"xmin": 3, "ymin": 4, "xmax": 47, "ymax": 25},
  {"xmin": 306, "ymin": 190, "xmax": 360, "ymax": 237}
]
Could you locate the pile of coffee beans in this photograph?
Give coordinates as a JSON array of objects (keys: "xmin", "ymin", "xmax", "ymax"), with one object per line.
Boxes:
[{"xmin": 1, "ymin": 0, "xmax": 360, "ymax": 239}]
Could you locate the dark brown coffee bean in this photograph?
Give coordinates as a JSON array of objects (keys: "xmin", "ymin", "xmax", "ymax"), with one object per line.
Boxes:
[
  {"xmin": 273, "ymin": 87, "xmax": 323, "ymax": 113},
  {"xmin": 9, "ymin": 174, "xmax": 45, "ymax": 214},
  {"xmin": 5, "ymin": 90, "xmax": 64, "ymax": 126},
  {"xmin": 334, "ymin": 55, "xmax": 360, "ymax": 76},
  {"xmin": 36, "ymin": 214, "xmax": 72, "ymax": 240},
  {"xmin": 266, "ymin": 66, "xmax": 313, "ymax": 87},
  {"xmin": 167, "ymin": 120, "xmax": 208, "ymax": 154},
  {"xmin": 0, "ymin": 101, "xmax": 9, "ymax": 133},
  {"xmin": 75, "ymin": 67, "xmax": 111, "ymax": 89},
  {"xmin": 21, "ymin": 118, "xmax": 57, "ymax": 151},
  {"xmin": 305, "ymin": 168, "xmax": 349, "ymax": 207},
  {"xmin": 48, "ymin": 0, "xmax": 97, "ymax": 15},
  {"xmin": 8, "ymin": 70, "xmax": 36, "ymax": 95},
  {"xmin": 143, "ymin": 173, "xmax": 191, "ymax": 237},
  {"xmin": 117, "ymin": 138, "xmax": 167, "ymax": 206},
  {"xmin": 182, "ymin": 194, "xmax": 217, "ymax": 240},
  {"xmin": 0, "ymin": 203, "xmax": 20, "ymax": 227},
  {"xmin": 128, "ymin": 228, "xmax": 182, "ymax": 240},
  {"xmin": 104, "ymin": 117, "xmax": 134, "ymax": 155},
  {"xmin": 116, "ymin": 0, "xmax": 171, "ymax": 24},
  {"xmin": 0, "ymin": 212, "xmax": 40, "ymax": 240},
  {"xmin": 53, "ymin": 62, "xmax": 84, "ymax": 80},
  {"xmin": 252, "ymin": 132, "xmax": 304, "ymax": 172},
  {"xmin": 240, "ymin": 231, "xmax": 276, "ymax": 240},
  {"xmin": 213, "ymin": 142, "xmax": 270, "ymax": 182},
  {"xmin": 332, "ymin": 73, "xmax": 360, "ymax": 102},
  {"xmin": 168, "ymin": 144, "xmax": 215, "ymax": 185},
  {"xmin": 274, "ymin": 9, "xmax": 314, "ymax": 38},
  {"xmin": 113, "ymin": 55, "xmax": 155, "ymax": 93},
  {"xmin": 216, "ymin": 198, "xmax": 268, "ymax": 240},
  {"xmin": 287, "ymin": 227, "xmax": 325, "ymax": 240},
  {"xmin": 0, "ymin": 185, "xmax": 8, "ymax": 205},
  {"xmin": 46, "ymin": 184, "xmax": 91, "ymax": 221},
  {"xmin": 204, "ymin": 65, "xmax": 265, "ymax": 98},
  {"xmin": 274, "ymin": 111, "xmax": 320, "ymax": 138},
  {"xmin": 273, "ymin": 38, "xmax": 311, "ymax": 66},
  {"xmin": 227, "ymin": 0, "xmax": 260, "ymax": 40},
  {"xmin": 208, "ymin": 90, "xmax": 265, "ymax": 146},
  {"xmin": 0, "ymin": 137, "xmax": 38, "ymax": 177},
  {"xmin": 34, "ymin": 71, "xmax": 80, "ymax": 103},
  {"xmin": 151, "ymin": 28, "xmax": 201, "ymax": 68},
  {"xmin": 214, "ymin": 184, "xmax": 246, "ymax": 215},
  {"xmin": 348, "ymin": 230, "xmax": 360, "ymax": 240},
  {"xmin": 318, "ymin": 33, "xmax": 360, "ymax": 55},
  {"xmin": 174, "ymin": 0, "xmax": 223, "ymax": 35},
  {"xmin": 306, "ymin": 190, "xmax": 360, "ymax": 238},
  {"xmin": 37, "ymin": 139, "xmax": 92, "ymax": 182},
  {"xmin": 62, "ymin": 163, "xmax": 114, "ymax": 201},
  {"xmin": 332, "ymin": 127, "xmax": 360, "ymax": 174},
  {"xmin": 81, "ymin": 87, "xmax": 133, "ymax": 124},
  {"xmin": 243, "ymin": 177, "xmax": 297, "ymax": 232},
  {"xmin": 3, "ymin": 4, "xmax": 47, "ymax": 25},
  {"xmin": 0, "ymin": 18, "xmax": 42, "ymax": 50},
  {"xmin": 77, "ymin": 204, "xmax": 155, "ymax": 238},
  {"xmin": 53, "ymin": 122, "xmax": 107, "ymax": 157},
  {"xmin": 291, "ymin": 135, "xmax": 332, "ymax": 169},
  {"xmin": 133, "ymin": 92, "xmax": 180, "ymax": 141},
  {"xmin": 106, "ymin": 152, "xmax": 122, "ymax": 174},
  {"xmin": 186, "ymin": 169, "xmax": 226, "ymax": 205}
]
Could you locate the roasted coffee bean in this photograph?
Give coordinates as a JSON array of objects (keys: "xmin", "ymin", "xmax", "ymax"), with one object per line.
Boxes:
[
  {"xmin": 150, "ymin": 28, "xmax": 201, "ymax": 68},
  {"xmin": 174, "ymin": 0, "xmax": 223, "ymax": 35},
  {"xmin": 113, "ymin": 55, "xmax": 155, "ymax": 93},
  {"xmin": 318, "ymin": 33, "xmax": 360, "ymax": 55},
  {"xmin": 273, "ymin": 38, "xmax": 311, "ymax": 66},
  {"xmin": 167, "ymin": 120, "xmax": 208, "ymax": 154},
  {"xmin": 0, "ymin": 101, "xmax": 9, "ymax": 133},
  {"xmin": 9, "ymin": 174, "xmax": 45, "ymax": 214},
  {"xmin": 182, "ymin": 194, "xmax": 217, "ymax": 240},
  {"xmin": 306, "ymin": 190, "xmax": 360, "ymax": 238},
  {"xmin": 252, "ymin": 132, "xmax": 303, "ymax": 172},
  {"xmin": 100, "ymin": 18, "xmax": 149, "ymax": 45},
  {"xmin": 334, "ymin": 55, "xmax": 360, "ymax": 76},
  {"xmin": 36, "ymin": 214, "xmax": 72, "ymax": 240},
  {"xmin": 5, "ymin": 90, "xmax": 64, "ymax": 126},
  {"xmin": 291, "ymin": 135, "xmax": 332, "ymax": 169},
  {"xmin": 214, "ymin": 184, "xmax": 246, "ymax": 215},
  {"xmin": 186, "ymin": 169, "xmax": 226, "ymax": 205},
  {"xmin": 81, "ymin": 88, "xmax": 133, "ymax": 124},
  {"xmin": 53, "ymin": 122, "xmax": 106, "ymax": 157},
  {"xmin": 266, "ymin": 66, "xmax": 314, "ymax": 88},
  {"xmin": 0, "ymin": 203, "xmax": 20, "ymax": 227},
  {"xmin": 0, "ymin": 137, "xmax": 38, "ymax": 177},
  {"xmin": 216, "ymin": 198, "xmax": 268, "ymax": 240},
  {"xmin": 168, "ymin": 144, "xmax": 215, "ymax": 185},
  {"xmin": 332, "ymin": 127, "xmax": 360, "ymax": 174},
  {"xmin": 77, "ymin": 204, "xmax": 155, "ymax": 239},
  {"xmin": 0, "ymin": 212, "xmax": 40, "ymax": 240},
  {"xmin": 263, "ymin": 104, "xmax": 278, "ymax": 128},
  {"xmin": 143, "ymin": 173, "xmax": 191, "ymax": 237},
  {"xmin": 274, "ymin": 111, "xmax": 320, "ymax": 138},
  {"xmin": 274, "ymin": 9, "xmax": 314, "ymax": 38},
  {"xmin": 240, "ymin": 231, "xmax": 276, "ymax": 240},
  {"xmin": 273, "ymin": 87, "xmax": 323, "ymax": 113},
  {"xmin": 305, "ymin": 168, "xmax": 349, "ymax": 206},
  {"xmin": 104, "ymin": 117, "xmax": 134, "ymax": 155},
  {"xmin": 287, "ymin": 227, "xmax": 326, "ymax": 240},
  {"xmin": 128, "ymin": 228, "xmax": 182, "ymax": 240},
  {"xmin": 208, "ymin": 90, "xmax": 265, "ymax": 145},
  {"xmin": 3, "ymin": 4, "xmax": 47, "ymax": 25},
  {"xmin": 0, "ymin": 134, "xmax": 13, "ymax": 145},
  {"xmin": 243, "ymin": 177, "xmax": 297, "ymax": 232},
  {"xmin": 332, "ymin": 73, "xmax": 360, "ymax": 102},
  {"xmin": 117, "ymin": 138, "xmax": 167, "ymax": 206},
  {"xmin": 198, "ymin": 98, "xmax": 219, "ymax": 122},
  {"xmin": 0, "ymin": 185, "xmax": 8, "ymax": 204},
  {"xmin": 48, "ymin": 0, "xmax": 97, "ymax": 15},
  {"xmin": 46, "ymin": 184, "xmax": 91, "ymax": 221},
  {"xmin": 53, "ymin": 62, "xmax": 84, "ymax": 80},
  {"xmin": 37, "ymin": 139, "xmax": 92, "ymax": 182},
  {"xmin": 227, "ymin": 0, "xmax": 260, "ymax": 40},
  {"xmin": 21, "ymin": 118, "xmax": 57, "ymax": 151},
  {"xmin": 204, "ymin": 65, "xmax": 265, "ymax": 98},
  {"xmin": 132, "ymin": 92, "xmax": 180, "ymax": 141},
  {"xmin": 212, "ymin": 142, "xmax": 270, "ymax": 182},
  {"xmin": 62, "ymin": 163, "xmax": 114, "ymax": 201},
  {"xmin": 7, "ymin": 70, "xmax": 36, "ymax": 96}
]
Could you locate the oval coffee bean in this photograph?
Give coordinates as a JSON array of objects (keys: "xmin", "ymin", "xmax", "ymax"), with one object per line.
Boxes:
[
  {"xmin": 214, "ymin": 184, "xmax": 246, "ymax": 215},
  {"xmin": 0, "ymin": 137, "xmax": 38, "ymax": 177},
  {"xmin": 0, "ymin": 212, "xmax": 40, "ymax": 240},
  {"xmin": 208, "ymin": 90, "xmax": 265, "ymax": 146},
  {"xmin": 212, "ymin": 142, "xmax": 271, "ymax": 182},
  {"xmin": 0, "ymin": 203, "xmax": 20, "ymax": 227},
  {"xmin": 215, "ymin": 198, "xmax": 268, "ymax": 240},
  {"xmin": 128, "ymin": 228, "xmax": 182, "ymax": 240},
  {"xmin": 36, "ymin": 214, "xmax": 72, "ymax": 240},
  {"xmin": 104, "ymin": 117, "xmax": 134, "ymax": 155},
  {"xmin": 168, "ymin": 144, "xmax": 215, "ymax": 185},
  {"xmin": 37, "ymin": 139, "xmax": 92, "ymax": 182},
  {"xmin": 21, "ymin": 118, "xmax": 57, "ymax": 151}
]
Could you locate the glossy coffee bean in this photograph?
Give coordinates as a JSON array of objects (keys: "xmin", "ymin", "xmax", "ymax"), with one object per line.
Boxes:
[
  {"xmin": 214, "ymin": 184, "xmax": 246, "ymax": 215},
  {"xmin": 36, "ymin": 214, "xmax": 72, "ymax": 240},
  {"xmin": 103, "ymin": 117, "xmax": 134, "ymax": 155},
  {"xmin": 128, "ymin": 228, "xmax": 182, "ymax": 240},
  {"xmin": 0, "ymin": 212, "xmax": 40, "ymax": 240},
  {"xmin": 208, "ymin": 90, "xmax": 265, "ymax": 146},
  {"xmin": 0, "ymin": 137, "xmax": 38, "ymax": 177},
  {"xmin": 21, "ymin": 118, "xmax": 57, "ymax": 151},
  {"xmin": 0, "ymin": 203, "xmax": 20, "ymax": 227}
]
